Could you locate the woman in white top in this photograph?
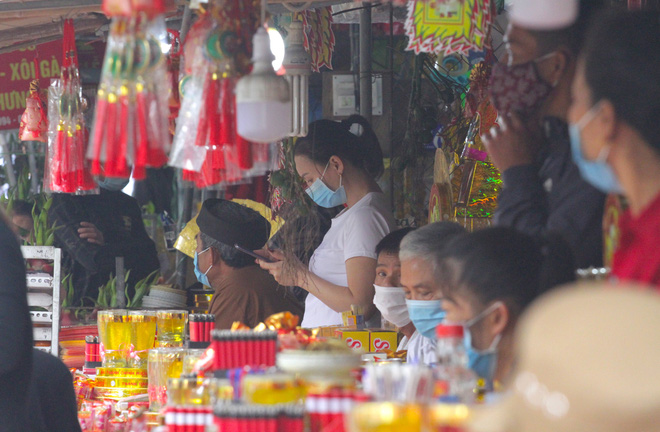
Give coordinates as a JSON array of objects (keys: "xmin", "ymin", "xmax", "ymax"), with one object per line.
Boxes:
[{"xmin": 259, "ymin": 115, "xmax": 395, "ymax": 327}]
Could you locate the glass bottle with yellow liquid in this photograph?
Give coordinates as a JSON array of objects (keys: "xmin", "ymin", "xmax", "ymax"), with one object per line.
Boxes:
[
  {"xmin": 98, "ymin": 309, "xmax": 131, "ymax": 367},
  {"xmin": 156, "ymin": 310, "xmax": 188, "ymax": 347},
  {"xmin": 129, "ymin": 310, "xmax": 157, "ymax": 368}
]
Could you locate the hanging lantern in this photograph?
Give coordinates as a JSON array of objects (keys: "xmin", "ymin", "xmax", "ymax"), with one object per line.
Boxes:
[
  {"xmin": 283, "ymin": 20, "xmax": 311, "ymax": 137},
  {"xmin": 236, "ymin": 27, "xmax": 291, "ymax": 143}
]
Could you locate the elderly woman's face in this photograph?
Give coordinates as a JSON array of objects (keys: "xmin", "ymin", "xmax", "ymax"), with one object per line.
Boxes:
[{"xmin": 400, "ymin": 257, "xmax": 443, "ymax": 301}]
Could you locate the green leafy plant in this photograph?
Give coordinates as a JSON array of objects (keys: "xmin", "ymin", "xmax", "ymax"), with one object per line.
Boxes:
[
  {"xmin": 93, "ymin": 271, "xmax": 131, "ymax": 309},
  {"xmin": 126, "ymin": 270, "xmax": 159, "ymax": 308},
  {"xmin": 61, "ymin": 273, "xmax": 75, "ymax": 308},
  {"xmin": 31, "ymin": 196, "xmax": 57, "ymax": 246},
  {"xmin": 1, "ymin": 165, "xmax": 32, "ymax": 214}
]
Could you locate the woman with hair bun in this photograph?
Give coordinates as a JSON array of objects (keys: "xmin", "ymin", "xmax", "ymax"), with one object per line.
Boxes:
[{"xmin": 259, "ymin": 115, "xmax": 396, "ymax": 327}]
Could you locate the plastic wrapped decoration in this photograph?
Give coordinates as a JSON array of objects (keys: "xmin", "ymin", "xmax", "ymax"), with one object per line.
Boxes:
[
  {"xmin": 45, "ymin": 19, "xmax": 97, "ymax": 194},
  {"xmin": 19, "ymin": 62, "xmax": 48, "ymax": 143},
  {"xmin": 89, "ymin": 16, "xmax": 171, "ymax": 180},
  {"xmin": 170, "ymin": 0, "xmax": 272, "ymax": 189},
  {"xmin": 103, "ymin": 0, "xmax": 166, "ymax": 19}
]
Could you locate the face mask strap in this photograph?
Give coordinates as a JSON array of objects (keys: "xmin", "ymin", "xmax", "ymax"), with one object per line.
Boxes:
[
  {"xmin": 596, "ymin": 144, "xmax": 612, "ymax": 164},
  {"xmin": 533, "ymin": 51, "xmax": 563, "ymax": 88},
  {"xmin": 198, "ymin": 247, "xmax": 213, "ymax": 275},
  {"xmin": 465, "ymin": 300, "xmax": 504, "ymax": 328},
  {"xmin": 320, "ymin": 160, "xmax": 330, "ymax": 181},
  {"xmin": 577, "ymin": 101, "xmax": 603, "ymax": 130}
]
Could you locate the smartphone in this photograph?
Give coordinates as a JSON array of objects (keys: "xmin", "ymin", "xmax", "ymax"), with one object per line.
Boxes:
[{"xmin": 234, "ymin": 244, "xmax": 276, "ymax": 263}]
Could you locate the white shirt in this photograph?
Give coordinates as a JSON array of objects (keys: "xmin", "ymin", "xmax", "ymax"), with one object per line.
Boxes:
[
  {"xmin": 301, "ymin": 192, "xmax": 395, "ymax": 328},
  {"xmin": 400, "ymin": 331, "xmax": 437, "ymax": 366}
]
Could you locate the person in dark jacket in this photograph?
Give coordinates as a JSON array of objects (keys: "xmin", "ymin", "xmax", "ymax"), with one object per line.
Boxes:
[
  {"xmin": 50, "ymin": 178, "xmax": 160, "ymax": 305},
  {"xmin": 28, "ymin": 349, "xmax": 82, "ymax": 432},
  {"xmin": 0, "ymin": 210, "xmax": 33, "ymax": 431},
  {"xmin": 482, "ymin": 0, "xmax": 606, "ymax": 269}
]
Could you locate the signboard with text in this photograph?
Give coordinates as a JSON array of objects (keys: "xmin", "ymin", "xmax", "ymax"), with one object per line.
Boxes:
[{"xmin": 0, "ymin": 39, "xmax": 63, "ymax": 131}]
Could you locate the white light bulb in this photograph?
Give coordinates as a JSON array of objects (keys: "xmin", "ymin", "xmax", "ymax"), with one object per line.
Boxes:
[
  {"xmin": 236, "ymin": 27, "xmax": 292, "ymax": 143},
  {"xmin": 268, "ymin": 28, "xmax": 285, "ymax": 72}
]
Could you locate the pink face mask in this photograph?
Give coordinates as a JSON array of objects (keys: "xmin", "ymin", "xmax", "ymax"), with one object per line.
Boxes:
[{"xmin": 488, "ymin": 52, "xmax": 557, "ymax": 118}]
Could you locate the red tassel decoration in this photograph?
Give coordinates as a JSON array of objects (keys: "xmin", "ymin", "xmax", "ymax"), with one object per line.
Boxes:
[{"xmin": 46, "ymin": 19, "xmax": 96, "ymax": 194}]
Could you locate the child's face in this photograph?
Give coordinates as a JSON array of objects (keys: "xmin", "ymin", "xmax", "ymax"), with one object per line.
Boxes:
[{"xmin": 375, "ymin": 252, "xmax": 402, "ymax": 287}]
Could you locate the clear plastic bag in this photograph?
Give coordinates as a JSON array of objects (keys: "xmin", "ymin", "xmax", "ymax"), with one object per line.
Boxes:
[{"xmin": 89, "ymin": 16, "xmax": 172, "ymax": 180}]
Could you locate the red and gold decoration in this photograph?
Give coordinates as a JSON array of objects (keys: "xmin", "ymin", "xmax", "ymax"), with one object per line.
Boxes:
[
  {"xmin": 89, "ymin": 5, "xmax": 171, "ymax": 180},
  {"xmin": 45, "ymin": 19, "xmax": 97, "ymax": 194},
  {"xmin": 19, "ymin": 60, "xmax": 48, "ymax": 143},
  {"xmin": 405, "ymin": 0, "xmax": 493, "ymax": 56},
  {"xmin": 170, "ymin": 0, "xmax": 275, "ymax": 189},
  {"xmin": 294, "ymin": 7, "xmax": 335, "ymax": 73}
]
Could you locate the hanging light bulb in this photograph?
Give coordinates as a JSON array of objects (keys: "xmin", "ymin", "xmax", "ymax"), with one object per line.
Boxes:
[
  {"xmin": 236, "ymin": 26, "xmax": 292, "ymax": 143},
  {"xmin": 283, "ymin": 20, "xmax": 311, "ymax": 137}
]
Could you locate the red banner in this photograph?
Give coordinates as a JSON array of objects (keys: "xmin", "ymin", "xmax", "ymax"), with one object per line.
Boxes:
[{"xmin": 0, "ymin": 39, "xmax": 63, "ymax": 131}]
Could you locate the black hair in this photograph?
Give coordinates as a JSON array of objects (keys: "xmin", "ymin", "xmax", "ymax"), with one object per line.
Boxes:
[
  {"xmin": 294, "ymin": 114, "xmax": 384, "ymax": 179},
  {"xmin": 528, "ymin": 0, "xmax": 606, "ymax": 55},
  {"xmin": 582, "ymin": 9, "xmax": 660, "ymax": 151},
  {"xmin": 376, "ymin": 227, "xmax": 415, "ymax": 257},
  {"xmin": 199, "ymin": 232, "xmax": 255, "ymax": 269},
  {"xmin": 11, "ymin": 200, "xmax": 34, "ymax": 218},
  {"xmin": 439, "ymin": 227, "xmax": 575, "ymax": 319}
]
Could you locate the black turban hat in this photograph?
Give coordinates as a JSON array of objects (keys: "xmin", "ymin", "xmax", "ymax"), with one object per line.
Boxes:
[{"xmin": 196, "ymin": 199, "xmax": 271, "ymax": 250}]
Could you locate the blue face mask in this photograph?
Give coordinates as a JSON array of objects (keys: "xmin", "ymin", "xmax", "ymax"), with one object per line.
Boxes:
[
  {"xmin": 305, "ymin": 161, "xmax": 347, "ymax": 208},
  {"xmin": 463, "ymin": 302, "xmax": 502, "ymax": 383},
  {"xmin": 193, "ymin": 248, "xmax": 212, "ymax": 287},
  {"xmin": 569, "ymin": 103, "xmax": 623, "ymax": 194},
  {"xmin": 97, "ymin": 177, "xmax": 130, "ymax": 192},
  {"xmin": 406, "ymin": 299, "xmax": 446, "ymax": 339}
]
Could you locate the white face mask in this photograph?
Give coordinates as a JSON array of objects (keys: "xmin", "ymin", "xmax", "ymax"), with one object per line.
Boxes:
[{"xmin": 373, "ymin": 285, "xmax": 411, "ymax": 328}]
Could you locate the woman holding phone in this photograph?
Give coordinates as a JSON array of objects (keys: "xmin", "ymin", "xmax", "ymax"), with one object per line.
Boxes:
[{"xmin": 258, "ymin": 115, "xmax": 395, "ymax": 327}]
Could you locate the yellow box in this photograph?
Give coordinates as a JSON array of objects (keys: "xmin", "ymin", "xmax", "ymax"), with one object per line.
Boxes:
[
  {"xmin": 368, "ymin": 329, "xmax": 398, "ymax": 353},
  {"xmin": 335, "ymin": 329, "xmax": 370, "ymax": 352},
  {"xmin": 315, "ymin": 325, "xmax": 343, "ymax": 338}
]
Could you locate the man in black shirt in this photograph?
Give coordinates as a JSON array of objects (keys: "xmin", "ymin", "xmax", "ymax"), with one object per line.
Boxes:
[
  {"xmin": 483, "ymin": 0, "xmax": 606, "ymax": 269},
  {"xmin": 50, "ymin": 180, "xmax": 160, "ymax": 305}
]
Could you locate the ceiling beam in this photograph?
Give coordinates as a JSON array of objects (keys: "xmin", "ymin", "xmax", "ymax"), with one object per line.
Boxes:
[{"xmin": 0, "ymin": 15, "xmax": 108, "ymax": 53}]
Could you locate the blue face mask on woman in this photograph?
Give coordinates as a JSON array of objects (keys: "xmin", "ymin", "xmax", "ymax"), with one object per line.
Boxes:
[
  {"xmin": 305, "ymin": 161, "xmax": 347, "ymax": 208},
  {"xmin": 569, "ymin": 103, "xmax": 623, "ymax": 194},
  {"xmin": 193, "ymin": 247, "xmax": 213, "ymax": 286},
  {"xmin": 406, "ymin": 299, "xmax": 446, "ymax": 339},
  {"xmin": 463, "ymin": 302, "xmax": 503, "ymax": 382}
]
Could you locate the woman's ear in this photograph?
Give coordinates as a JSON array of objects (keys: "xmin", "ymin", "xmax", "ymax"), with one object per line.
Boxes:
[{"xmin": 329, "ymin": 155, "xmax": 344, "ymax": 176}]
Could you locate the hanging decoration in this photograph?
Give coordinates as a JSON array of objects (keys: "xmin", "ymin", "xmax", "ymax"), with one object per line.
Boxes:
[
  {"xmin": 405, "ymin": 0, "xmax": 493, "ymax": 56},
  {"xmin": 102, "ymin": 0, "xmax": 166, "ymax": 18},
  {"xmin": 294, "ymin": 7, "xmax": 335, "ymax": 73},
  {"xmin": 89, "ymin": 6, "xmax": 171, "ymax": 180},
  {"xmin": 170, "ymin": 0, "xmax": 277, "ymax": 190},
  {"xmin": 166, "ymin": 29, "xmax": 182, "ymax": 136},
  {"xmin": 44, "ymin": 19, "xmax": 97, "ymax": 194},
  {"xmin": 19, "ymin": 59, "xmax": 48, "ymax": 143},
  {"xmin": 283, "ymin": 20, "xmax": 311, "ymax": 137}
]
